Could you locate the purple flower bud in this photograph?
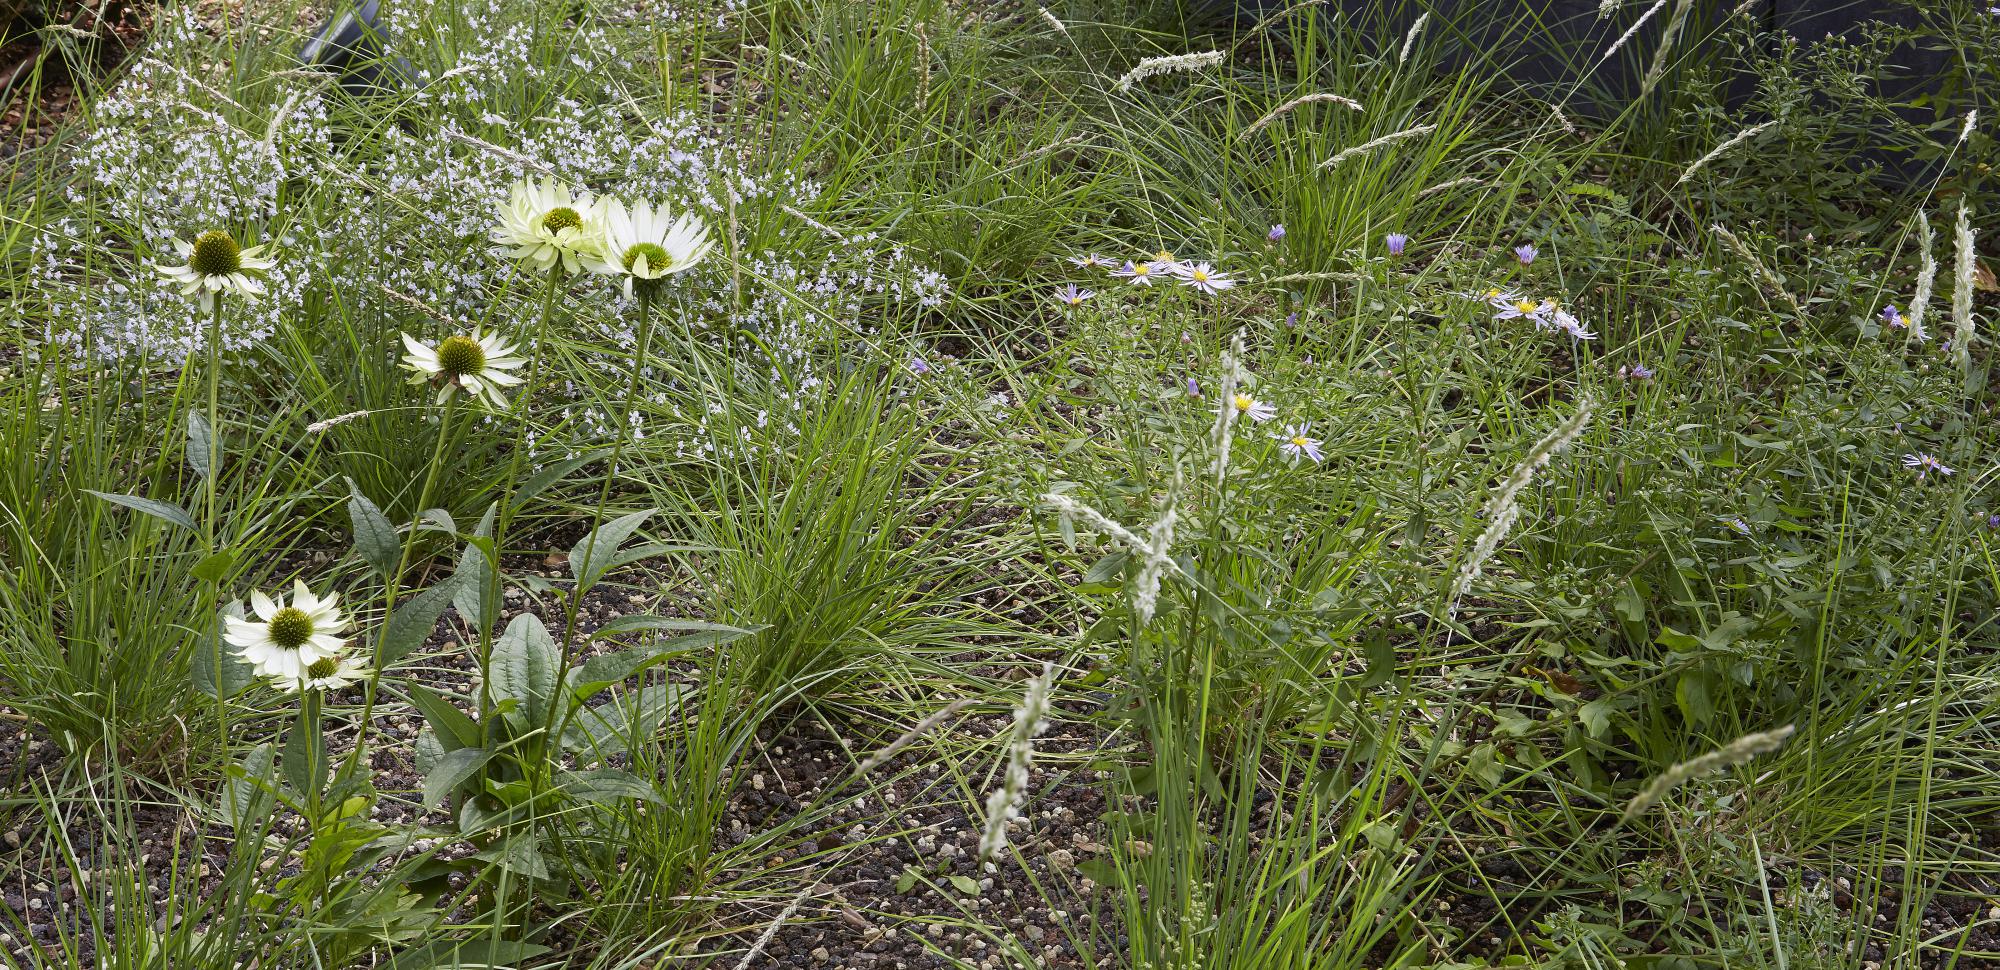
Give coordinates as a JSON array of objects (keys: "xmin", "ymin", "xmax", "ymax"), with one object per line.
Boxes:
[
  {"xmin": 908, "ymin": 356, "xmax": 931, "ymax": 375},
  {"xmin": 1285, "ymin": 311, "xmax": 1298, "ymax": 327},
  {"xmin": 1988, "ymin": 513, "xmax": 2000, "ymax": 530},
  {"xmin": 1514, "ymin": 243, "xmax": 1538, "ymax": 266},
  {"xmin": 1267, "ymin": 224, "xmax": 1286, "ymax": 242},
  {"xmin": 1185, "ymin": 376, "xmax": 1201, "ymax": 397},
  {"xmin": 1385, "ymin": 233, "xmax": 1408, "ymax": 257}
]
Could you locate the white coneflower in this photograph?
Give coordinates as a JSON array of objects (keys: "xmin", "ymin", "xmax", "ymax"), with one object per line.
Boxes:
[
  {"xmin": 1951, "ymin": 201, "xmax": 1977, "ymax": 377},
  {"xmin": 584, "ymin": 197, "xmax": 715, "ymax": 299},
  {"xmin": 1175, "ymin": 262, "xmax": 1235, "ymax": 295},
  {"xmin": 1399, "ymin": 12, "xmax": 1428, "ymax": 62},
  {"xmin": 154, "ymin": 230, "xmax": 276, "ymax": 311},
  {"xmin": 1620, "ymin": 725, "xmax": 1793, "ymax": 824},
  {"xmin": 1909, "ymin": 210, "xmax": 1937, "ymax": 341},
  {"xmin": 401, "ymin": 328, "xmax": 528, "ymax": 409},
  {"xmin": 1676, "ymin": 121, "xmax": 1776, "ymax": 185},
  {"xmin": 1601, "ymin": 0, "xmax": 1666, "ymax": 61},
  {"xmin": 224, "ymin": 580, "xmax": 352, "ymax": 683},
  {"xmin": 490, "ymin": 176, "xmax": 605, "ymax": 275},
  {"xmin": 1318, "ymin": 124, "xmax": 1437, "ymax": 170},
  {"xmin": 1113, "ymin": 50, "xmax": 1225, "ymax": 92},
  {"xmin": 287, "ymin": 654, "xmax": 371, "ymax": 694},
  {"xmin": 1452, "ymin": 398, "xmax": 1596, "ymax": 602},
  {"xmin": 1239, "ymin": 93, "xmax": 1364, "ymax": 142},
  {"xmin": 978, "ymin": 661, "xmax": 1057, "ymax": 861}
]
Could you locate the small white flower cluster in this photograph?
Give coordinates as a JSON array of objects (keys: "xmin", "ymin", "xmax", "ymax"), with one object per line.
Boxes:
[{"xmin": 978, "ymin": 662, "xmax": 1058, "ymax": 861}]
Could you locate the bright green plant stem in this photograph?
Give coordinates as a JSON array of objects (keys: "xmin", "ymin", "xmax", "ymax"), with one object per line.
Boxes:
[
  {"xmin": 545, "ymin": 287, "xmax": 657, "ymax": 783},
  {"xmin": 342, "ymin": 390, "xmax": 459, "ymax": 782},
  {"xmin": 204, "ymin": 297, "xmax": 227, "ymax": 759}
]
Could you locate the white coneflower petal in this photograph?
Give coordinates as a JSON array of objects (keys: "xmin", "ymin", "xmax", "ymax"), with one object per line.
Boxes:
[
  {"xmin": 584, "ymin": 196, "xmax": 716, "ymax": 296},
  {"xmin": 1113, "ymin": 50, "xmax": 1225, "ymax": 92},
  {"xmin": 490, "ymin": 176, "xmax": 606, "ymax": 275},
  {"xmin": 152, "ymin": 230, "xmax": 276, "ymax": 312},
  {"xmin": 401, "ymin": 328, "xmax": 529, "ymax": 409}
]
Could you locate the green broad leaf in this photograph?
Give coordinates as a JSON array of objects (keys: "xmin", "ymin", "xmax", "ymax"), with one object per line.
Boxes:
[
  {"xmin": 404, "ymin": 682, "xmax": 480, "ymax": 751},
  {"xmin": 186, "ymin": 411, "xmax": 218, "ymax": 480},
  {"xmin": 220, "ymin": 743, "xmax": 277, "ymax": 832},
  {"xmin": 193, "ymin": 601, "xmax": 256, "ymax": 699},
  {"xmin": 413, "ymin": 727, "xmax": 445, "ymax": 776},
  {"xmin": 566, "ymin": 683, "xmax": 680, "ymax": 758},
  {"xmin": 1578, "ymin": 698, "xmax": 1615, "ymax": 739},
  {"xmin": 84, "ymin": 491, "xmax": 197, "ymax": 531},
  {"xmin": 491, "ymin": 613, "xmax": 560, "ymax": 724},
  {"xmin": 948, "ymin": 874, "xmax": 979, "ymax": 895},
  {"xmin": 379, "ymin": 579, "xmax": 462, "ymax": 670},
  {"xmin": 568, "ymin": 509, "xmax": 655, "ymax": 594},
  {"xmin": 557, "ymin": 768, "xmax": 663, "ymax": 805},
  {"xmin": 473, "ymin": 836, "xmax": 551, "ymax": 880},
  {"xmin": 1080, "ymin": 550, "xmax": 1130, "ymax": 585},
  {"xmin": 191, "ymin": 548, "xmax": 235, "ymax": 585},
  {"xmin": 346, "ymin": 478, "xmax": 401, "ymax": 578},
  {"xmin": 418, "ymin": 508, "xmax": 457, "ymax": 535},
  {"xmin": 1676, "ymin": 670, "xmax": 1717, "ymax": 726},
  {"xmin": 379, "ymin": 939, "xmax": 550, "ymax": 970},
  {"xmin": 450, "ymin": 507, "xmax": 499, "ymax": 630},
  {"xmin": 894, "ymin": 866, "xmax": 919, "ymax": 894},
  {"xmin": 423, "ymin": 747, "xmax": 494, "ymax": 809}
]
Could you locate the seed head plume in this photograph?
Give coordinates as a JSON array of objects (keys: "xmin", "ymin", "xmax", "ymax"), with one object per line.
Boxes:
[
  {"xmin": 1114, "ymin": 50, "xmax": 1225, "ymax": 92},
  {"xmin": 1239, "ymin": 93, "xmax": 1364, "ymax": 142},
  {"xmin": 979, "ymin": 662, "xmax": 1057, "ymax": 861},
  {"xmin": 1676, "ymin": 121, "xmax": 1775, "ymax": 186},
  {"xmin": 1620, "ymin": 725, "xmax": 1794, "ymax": 824},
  {"xmin": 1319, "ymin": 124, "xmax": 1436, "ymax": 170},
  {"xmin": 1909, "ymin": 209, "xmax": 1937, "ymax": 342},
  {"xmin": 1452, "ymin": 398, "xmax": 1596, "ymax": 603}
]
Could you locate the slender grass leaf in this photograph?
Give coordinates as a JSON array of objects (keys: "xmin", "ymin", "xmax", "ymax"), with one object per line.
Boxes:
[{"xmin": 84, "ymin": 491, "xmax": 197, "ymax": 531}]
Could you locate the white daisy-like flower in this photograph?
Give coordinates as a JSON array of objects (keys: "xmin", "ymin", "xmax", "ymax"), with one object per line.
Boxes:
[
  {"xmin": 1492, "ymin": 297, "xmax": 1555, "ymax": 326},
  {"xmin": 1276, "ymin": 424, "xmax": 1324, "ymax": 463},
  {"xmin": 1069, "ymin": 253, "xmax": 1108, "ymax": 269},
  {"xmin": 154, "ymin": 230, "xmax": 276, "ymax": 312},
  {"xmin": 1149, "ymin": 250, "xmax": 1181, "ymax": 273},
  {"xmin": 1174, "ymin": 262, "xmax": 1235, "ymax": 295},
  {"xmin": 583, "ymin": 197, "xmax": 715, "ymax": 298},
  {"xmin": 401, "ymin": 328, "xmax": 527, "ymax": 409},
  {"xmin": 1474, "ymin": 286, "xmax": 1522, "ymax": 307},
  {"xmin": 1054, "ymin": 284, "xmax": 1094, "ymax": 307},
  {"xmin": 286, "ymin": 653, "xmax": 372, "ymax": 694},
  {"xmin": 490, "ymin": 176, "xmax": 605, "ymax": 275},
  {"xmin": 1229, "ymin": 392, "xmax": 1277, "ymax": 423},
  {"xmin": 1550, "ymin": 308, "xmax": 1597, "ymax": 340},
  {"xmin": 1112, "ymin": 260, "xmax": 1160, "ymax": 286},
  {"xmin": 224, "ymin": 580, "xmax": 351, "ymax": 684},
  {"xmin": 1903, "ymin": 453, "xmax": 1954, "ymax": 478}
]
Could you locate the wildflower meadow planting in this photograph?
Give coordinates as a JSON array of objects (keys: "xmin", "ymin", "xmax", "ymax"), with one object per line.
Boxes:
[{"xmin": 2, "ymin": 0, "xmax": 1998, "ymax": 966}]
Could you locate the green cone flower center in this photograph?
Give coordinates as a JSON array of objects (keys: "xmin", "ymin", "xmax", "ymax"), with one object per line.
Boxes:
[
  {"xmin": 436, "ymin": 335, "xmax": 486, "ymax": 377},
  {"xmin": 190, "ymin": 230, "xmax": 243, "ymax": 276},
  {"xmin": 541, "ymin": 207, "xmax": 583, "ymax": 235},
  {"xmin": 268, "ymin": 607, "xmax": 314, "ymax": 650},
  {"xmin": 622, "ymin": 242, "xmax": 671, "ymax": 275},
  {"xmin": 306, "ymin": 657, "xmax": 340, "ymax": 679}
]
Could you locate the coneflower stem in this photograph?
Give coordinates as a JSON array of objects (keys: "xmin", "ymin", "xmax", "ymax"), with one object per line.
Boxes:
[
  {"xmin": 204, "ymin": 297, "xmax": 227, "ymax": 759},
  {"xmin": 548, "ymin": 288, "xmax": 657, "ymax": 782},
  {"xmin": 343, "ymin": 390, "xmax": 458, "ymax": 782}
]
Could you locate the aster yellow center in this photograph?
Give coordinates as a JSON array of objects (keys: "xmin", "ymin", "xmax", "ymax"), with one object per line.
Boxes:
[
  {"xmin": 268, "ymin": 607, "xmax": 314, "ymax": 650},
  {"xmin": 306, "ymin": 656, "xmax": 340, "ymax": 679},
  {"xmin": 622, "ymin": 242, "xmax": 671, "ymax": 274},
  {"xmin": 190, "ymin": 231, "xmax": 243, "ymax": 276},
  {"xmin": 1232, "ymin": 394, "xmax": 1254, "ymax": 411},
  {"xmin": 436, "ymin": 335, "xmax": 486, "ymax": 377},
  {"xmin": 541, "ymin": 207, "xmax": 583, "ymax": 235},
  {"xmin": 1191, "ymin": 269, "xmax": 1209, "ymax": 281},
  {"xmin": 1133, "ymin": 264, "xmax": 1150, "ymax": 276},
  {"xmin": 1292, "ymin": 436, "xmax": 1311, "ymax": 447},
  {"xmin": 1514, "ymin": 300, "xmax": 1539, "ymax": 314}
]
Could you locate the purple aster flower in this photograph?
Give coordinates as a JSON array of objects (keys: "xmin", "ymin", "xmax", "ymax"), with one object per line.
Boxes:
[
  {"xmin": 1514, "ymin": 243, "xmax": 1538, "ymax": 266},
  {"xmin": 1903, "ymin": 453, "xmax": 1954, "ymax": 479},
  {"xmin": 908, "ymin": 356, "xmax": 932, "ymax": 375},
  {"xmin": 1619, "ymin": 364, "xmax": 1655, "ymax": 380},
  {"xmin": 1267, "ymin": 224, "xmax": 1286, "ymax": 242},
  {"xmin": 1185, "ymin": 376, "xmax": 1201, "ymax": 397},
  {"xmin": 1881, "ymin": 304, "xmax": 1907, "ymax": 329},
  {"xmin": 1987, "ymin": 513, "xmax": 2000, "ymax": 530},
  {"xmin": 1385, "ymin": 233, "xmax": 1408, "ymax": 257},
  {"xmin": 1726, "ymin": 517, "xmax": 1753, "ymax": 536},
  {"xmin": 1054, "ymin": 283, "xmax": 1095, "ymax": 308},
  {"xmin": 1285, "ymin": 311, "xmax": 1298, "ymax": 328}
]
